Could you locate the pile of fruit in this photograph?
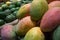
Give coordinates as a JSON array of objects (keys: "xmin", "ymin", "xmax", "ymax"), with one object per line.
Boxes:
[
  {"xmin": 1, "ymin": 0, "xmax": 60, "ymax": 40},
  {"xmin": 0, "ymin": 0, "xmax": 32, "ymax": 26}
]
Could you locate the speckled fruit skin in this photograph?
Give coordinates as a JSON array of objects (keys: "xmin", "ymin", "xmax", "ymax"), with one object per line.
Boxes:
[
  {"xmin": 53, "ymin": 25, "xmax": 60, "ymax": 40},
  {"xmin": 15, "ymin": 16, "xmax": 36, "ymax": 36},
  {"xmin": 1, "ymin": 24, "xmax": 16, "ymax": 40},
  {"xmin": 49, "ymin": 1, "xmax": 60, "ymax": 9},
  {"xmin": 40, "ymin": 7, "xmax": 60, "ymax": 32},
  {"xmin": 46, "ymin": 0, "xmax": 60, "ymax": 3},
  {"xmin": 46, "ymin": 0, "xmax": 55, "ymax": 3},
  {"xmin": 24, "ymin": 27, "xmax": 45, "ymax": 40},
  {"xmin": 30, "ymin": 0, "xmax": 48, "ymax": 21},
  {"xmin": 17, "ymin": 3, "xmax": 31, "ymax": 19}
]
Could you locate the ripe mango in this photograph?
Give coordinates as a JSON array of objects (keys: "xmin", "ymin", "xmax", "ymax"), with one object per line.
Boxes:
[
  {"xmin": 49, "ymin": 1, "xmax": 60, "ymax": 9},
  {"xmin": 24, "ymin": 27, "xmax": 45, "ymax": 40},
  {"xmin": 16, "ymin": 3, "xmax": 31, "ymax": 19},
  {"xmin": 15, "ymin": 16, "xmax": 36, "ymax": 36},
  {"xmin": 40, "ymin": 7, "xmax": 60, "ymax": 32},
  {"xmin": 1, "ymin": 24, "xmax": 16, "ymax": 40},
  {"xmin": 30, "ymin": 0, "xmax": 48, "ymax": 21}
]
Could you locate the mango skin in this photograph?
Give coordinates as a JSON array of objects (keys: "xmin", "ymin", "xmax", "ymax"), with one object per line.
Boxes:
[
  {"xmin": 24, "ymin": 27, "xmax": 45, "ymax": 40},
  {"xmin": 30, "ymin": 0, "xmax": 48, "ymax": 21},
  {"xmin": 49, "ymin": 1, "xmax": 60, "ymax": 9},
  {"xmin": 53, "ymin": 25, "xmax": 60, "ymax": 40},
  {"xmin": 15, "ymin": 16, "xmax": 36, "ymax": 36},
  {"xmin": 40, "ymin": 7, "xmax": 60, "ymax": 32},
  {"xmin": 1, "ymin": 24, "xmax": 16, "ymax": 40},
  {"xmin": 16, "ymin": 3, "xmax": 31, "ymax": 19}
]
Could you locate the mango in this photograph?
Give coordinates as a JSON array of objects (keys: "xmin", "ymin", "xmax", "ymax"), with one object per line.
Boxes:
[
  {"xmin": 53, "ymin": 25, "xmax": 60, "ymax": 40},
  {"xmin": 1, "ymin": 24, "xmax": 16, "ymax": 40},
  {"xmin": 46, "ymin": 0, "xmax": 56, "ymax": 3},
  {"xmin": 49, "ymin": 1, "xmax": 60, "ymax": 9},
  {"xmin": 16, "ymin": 3, "xmax": 31, "ymax": 19},
  {"xmin": 30, "ymin": 0, "xmax": 48, "ymax": 21},
  {"xmin": 40, "ymin": 7, "xmax": 60, "ymax": 32},
  {"xmin": 15, "ymin": 16, "xmax": 36, "ymax": 36},
  {"xmin": 24, "ymin": 27, "xmax": 45, "ymax": 40}
]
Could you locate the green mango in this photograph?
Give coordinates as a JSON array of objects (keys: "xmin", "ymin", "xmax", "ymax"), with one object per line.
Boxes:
[
  {"xmin": 1, "ymin": 24, "xmax": 17, "ymax": 40},
  {"xmin": 30, "ymin": 0, "xmax": 48, "ymax": 21},
  {"xmin": 53, "ymin": 25, "xmax": 60, "ymax": 40}
]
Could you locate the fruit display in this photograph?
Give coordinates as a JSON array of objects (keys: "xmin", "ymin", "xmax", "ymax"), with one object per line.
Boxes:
[
  {"xmin": 0, "ymin": 0, "xmax": 32, "ymax": 26},
  {"xmin": 1, "ymin": 0, "xmax": 60, "ymax": 40}
]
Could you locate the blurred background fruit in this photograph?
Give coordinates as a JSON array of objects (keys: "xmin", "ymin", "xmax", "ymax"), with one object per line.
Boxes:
[{"xmin": 1, "ymin": 24, "xmax": 17, "ymax": 40}]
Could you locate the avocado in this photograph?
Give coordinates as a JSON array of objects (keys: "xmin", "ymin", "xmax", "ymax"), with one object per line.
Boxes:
[
  {"xmin": 1, "ymin": 4, "xmax": 9, "ymax": 11},
  {"xmin": 5, "ymin": 14, "xmax": 16, "ymax": 23},
  {"xmin": 0, "ymin": 12, "xmax": 6, "ymax": 19},
  {"xmin": 16, "ymin": 1, "xmax": 22, "ymax": 7},
  {"xmin": 0, "ymin": 7, "xmax": 3, "ymax": 12},
  {"xmin": 4, "ymin": 9, "xmax": 11, "ymax": 15},
  {"xmin": 10, "ymin": 8, "xmax": 16, "ymax": 12},
  {"xmin": 9, "ymin": 5, "xmax": 16, "ymax": 9},
  {"xmin": 13, "ymin": 11, "xmax": 17, "ymax": 16},
  {"xmin": 0, "ymin": 19, "xmax": 5, "ymax": 26},
  {"xmin": 15, "ymin": 7, "xmax": 19, "ymax": 10}
]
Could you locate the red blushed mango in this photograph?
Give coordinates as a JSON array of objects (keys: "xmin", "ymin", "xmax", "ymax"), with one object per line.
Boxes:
[
  {"xmin": 15, "ymin": 16, "xmax": 36, "ymax": 36},
  {"xmin": 46, "ymin": 0, "xmax": 55, "ymax": 3},
  {"xmin": 46, "ymin": 0, "xmax": 60, "ymax": 3},
  {"xmin": 1, "ymin": 24, "xmax": 16, "ymax": 40},
  {"xmin": 49, "ymin": 1, "xmax": 60, "ymax": 9},
  {"xmin": 40, "ymin": 7, "xmax": 60, "ymax": 32},
  {"xmin": 17, "ymin": 3, "xmax": 31, "ymax": 19}
]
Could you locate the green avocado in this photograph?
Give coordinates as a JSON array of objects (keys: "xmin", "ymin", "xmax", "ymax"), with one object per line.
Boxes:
[
  {"xmin": 0, "ymin": 19, "xmax": 5, "ymax": 26},
  {"xmin": 9, "ymin": 5, "xmax": 16, "ymax": 9},
  {"xmin": 10, "ymin": 8, "xmax": 16, "ymax": 12},
  {"xmin": 1, "ymin": 4, "xmax": 9, "ymax": 11},
  {"xmin": 4, "ymin": 9, "xmax": 11, "ymax": 15},
  {"xmin": 11, "ymin": 2, "xmax": 17, "ymax": 5},
  {"xmin": 16, "ymin": 1, "xmax": 22, "ymax": 7},
  {"xmin": 0, "ymin": 7, "xmax": 3, "ymax": 12},
  {"xmin": 23, "ymin": 1, "xmax": 31, "ymax": 4},
  {"xmin": 13, "ymin": 11, "xmax": 17, "ymax": 16},
  {"xmin": 16, "ymin": 7, "xmax": 19, "ymax": 10},
  {"xmin": 0, "ymin": 12, "xmax": 6, "ymax": 19},
  {"xmin": 5, "ymin": 14, "xmax": 16, "ymax": 23}
]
